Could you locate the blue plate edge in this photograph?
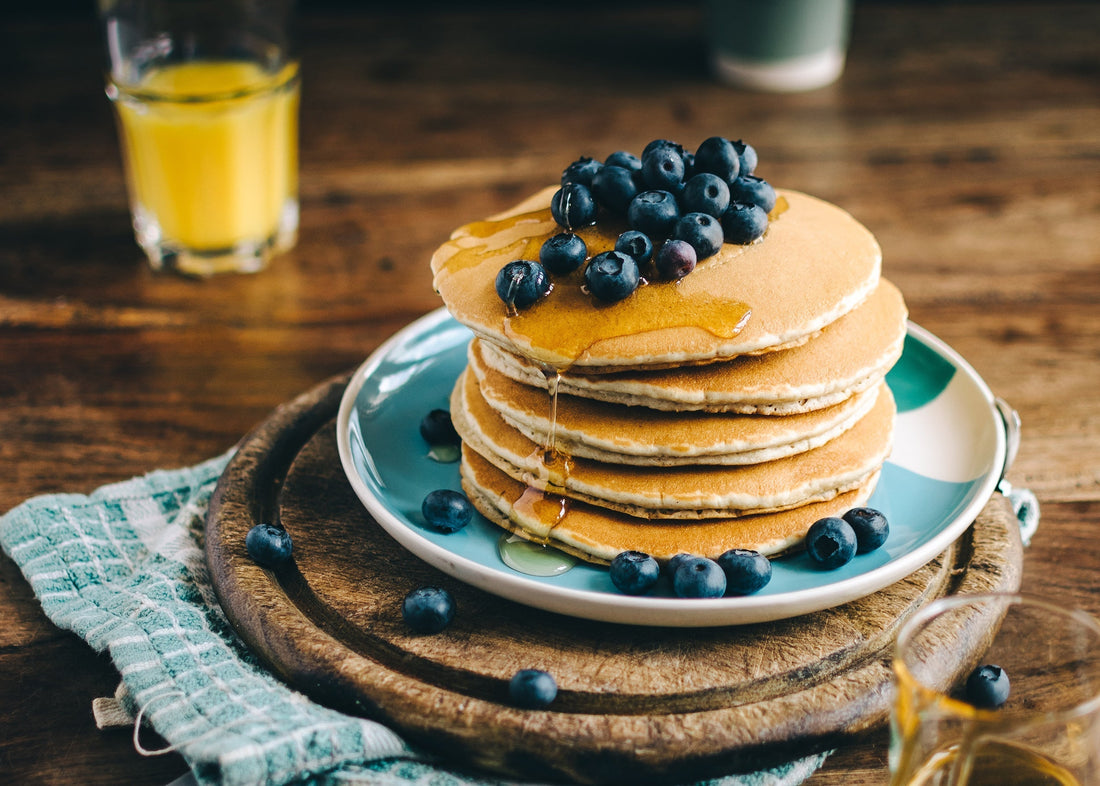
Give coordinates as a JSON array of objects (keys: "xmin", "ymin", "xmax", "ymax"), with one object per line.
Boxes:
[{"xmin": 335, "ymin": 308, "xmax": 1007, "ymax": 627}]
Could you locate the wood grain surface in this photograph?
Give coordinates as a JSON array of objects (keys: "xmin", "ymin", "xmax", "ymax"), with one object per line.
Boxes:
[
  {"xmin": 1, "ymin": 2, "xmax": 1097, "ymax": 785},
  {"xmin": 203, "ymin": 373, "xmax": 1022, "ymax": 784}
]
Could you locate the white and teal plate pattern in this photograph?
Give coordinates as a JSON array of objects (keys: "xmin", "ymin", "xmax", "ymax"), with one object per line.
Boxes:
[{"xmin": 336, "ymin": 309, "xmax": 1005, "ymax": 627}]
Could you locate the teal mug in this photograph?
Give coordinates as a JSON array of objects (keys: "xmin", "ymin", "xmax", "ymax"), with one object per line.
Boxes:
[{"xmin": 705, "ymin": 0, "xmax": 853, "ymax": 92}]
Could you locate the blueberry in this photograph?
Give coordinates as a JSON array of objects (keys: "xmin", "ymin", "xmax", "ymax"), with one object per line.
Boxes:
[
  {"xmin": 627, "ymin": 190, "xmax": 680, "ymax": 238},
  {"xmin": 495, "ymin": 260, "xmax": 551, "ymax": 309},
  {"xmin": 609, "ymin": 550, "xmax": 660, "ymax": 595},
  {"xmin": 729, "ymin": 175, "xmax": 777, "ymax": 213},
  {"xmin": 539, "ymin": 232, "xmax": 587, "ymax": 275},
  {"xmin": 965, "ymin": 664, "xmax": 1010, "ymax": 709},
  {"xmin": 716, "ymin": 549, "xmax": 772, "ymax": 596},
  {"xmin": 653, "ymin": 238, "xmax": 697, "ymax": 281},
  {"xmin": 550, "ymin": 182, "xmax": 597, "ymax": 230},
  {"xmin": 672, "ymin": 212, "xmax": 724, "ymax": 260},
  {"xmin": 509, "ymin": 668, "xmax": 558, "ymax": 709},
  {"xmin": 693, "ymin": 136, "xmax": 741, "ymax": 183},
  {"xmin": 590, "ymin": 165, "xmax": 640, "ymax": 216},
  {"xmin": 805, "ymin": 517, "xmax": 858, "ymax": 569},
  {"xmin": 614, "ymin": 230, "xmax": 654, "ymax": 266},
  {"xmin": 672, "ymin": 556, "xmax": 727, "ymax": 598},
  {"xmin": 419, "ymin": 408, "xmax": 459, "ymax": 446},
  {"xmin": 584, "ymin": 251, "xmax": 640, "ymax": 302},
  {"xmin": 641, "ymin": 144, "xmax": 686, "ymax": 192},
  {"xmin": 663, "ymin": 552, "xmax": 693, "ymax": 579},
  {"xmin": 732, "ymin": 140, "xmax": 758, "ymax": 176},
  {"xmin": 421, "ymin": 489, "xmax": 474, "ymax": 533},
  {"xmin": 843, "ymin": 507, "xmax": 890, "ymax": 553},
  {"xmin": 605, "ymin": 149, "xmax": 642, "ymax": 174},
  {"xmin": 681, "ymin": 173, "xmax": 731, "ymax": 218},
  {"xmin": 642, "ymin": 138, "xmax": 683, "ymax": 158},
  {"xmin": 245, "ymin": 523, "xmax": 293, "ymax": 569},
  {"xmin": 720, "ymin": 202, "xmax": 769, "ymax": 245},
  {"xmin": 402, "ymin": 586, "xmax": 455, "ymax": 634},
  {"xmin": 561, "ymin": 156, "xmax": 602, "ymax": 188}
]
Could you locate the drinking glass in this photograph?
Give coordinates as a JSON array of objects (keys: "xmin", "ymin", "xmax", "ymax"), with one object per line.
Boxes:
[
  {"xmin": 100, "ymin": 0, "xmax": 299, "ymax": 276},
  {"xmin": 890, "ymin": 593, "xmax": 1100, "ymax": 785}
]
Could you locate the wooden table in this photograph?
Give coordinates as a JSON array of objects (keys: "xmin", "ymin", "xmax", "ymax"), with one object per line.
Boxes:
[{"xmin": 1, "ymin": 3, "xmax": 1096, "ymax": 784}]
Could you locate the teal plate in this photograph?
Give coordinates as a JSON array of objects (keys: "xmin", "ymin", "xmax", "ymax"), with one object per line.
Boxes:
[{"xmin": 337, "ymin": 308, "xmax": 1006, "ymax": 627}]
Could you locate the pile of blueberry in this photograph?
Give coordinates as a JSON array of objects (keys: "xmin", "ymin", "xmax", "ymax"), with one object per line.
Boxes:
[{"xmin": 495, "ymin": 136, "xmax": 776, "ymax": 309}]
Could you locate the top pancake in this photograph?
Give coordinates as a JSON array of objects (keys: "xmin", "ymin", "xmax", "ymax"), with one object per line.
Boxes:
[{"xmin": 430, "ymin": 186, "xmax": 882, "ymax": 370}]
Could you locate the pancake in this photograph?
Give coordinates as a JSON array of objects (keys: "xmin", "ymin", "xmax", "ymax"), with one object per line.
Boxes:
[
  {"xmin": 470, "ymin": 339, "xmax": 881, "ymax": 466},
  {"xmin": 451, "ymin": 366, "xmax": 896, "ymax": 519},
  {"xmin": 475, "ymin": 277, "xmax": 907, "ymax": 414},
  {"xmin": 461, "ymin": 447, "xmax": 878, "ymax": 563},
  {"xmin": 430, "ymin": 187, "xmax": 882, "ymax": 370}
]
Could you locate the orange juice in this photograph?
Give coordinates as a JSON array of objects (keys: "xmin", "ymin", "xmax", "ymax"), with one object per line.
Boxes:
[{"xmin": 109, "ymin": 60, "xmax": 299, "ymax": 273}]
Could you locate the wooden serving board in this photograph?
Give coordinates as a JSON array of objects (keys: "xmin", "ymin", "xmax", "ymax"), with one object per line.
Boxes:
[{"xmin": 205, "ymin": 374, "xmax": 1024, "ymax": 785}]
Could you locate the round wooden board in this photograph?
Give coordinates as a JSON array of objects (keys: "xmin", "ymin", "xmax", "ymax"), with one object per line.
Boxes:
[{"xmin": 205, "ymin": 374, "xmax": 1024, "ymax": 785}]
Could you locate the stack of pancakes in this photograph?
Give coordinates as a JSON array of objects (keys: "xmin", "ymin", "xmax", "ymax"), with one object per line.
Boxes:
[{"xmin": 430, "ymin": 186, "xmax": 907, "ymax": 565}]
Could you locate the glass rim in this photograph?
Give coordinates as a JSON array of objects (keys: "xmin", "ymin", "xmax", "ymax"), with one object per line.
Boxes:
[
  {"xmin": 894, "ymin": 591, "xmax": 1100, "ymax": 722},
  {"xmin": 106, "ymin": 60, "xmax": 300, "ymax": 105}
]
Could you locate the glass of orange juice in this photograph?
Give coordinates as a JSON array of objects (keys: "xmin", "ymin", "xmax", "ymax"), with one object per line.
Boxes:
[
  {"xmin": 890, "ymin": 593, "xmax": 1100, "ymax": 786},
  {"xmin": 100, "ymin": 0, "xmax": 299, "ymax": 276}
]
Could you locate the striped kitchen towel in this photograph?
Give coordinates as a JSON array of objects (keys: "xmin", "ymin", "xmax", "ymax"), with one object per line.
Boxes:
[{"xmin": 0, "ymin": 451, "xmax": 830, "ymax": 786}]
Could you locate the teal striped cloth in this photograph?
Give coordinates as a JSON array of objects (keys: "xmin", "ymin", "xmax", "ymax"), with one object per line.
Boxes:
[{"xmin": 0, "ymin": 452, "xmax": 830, "ymax": 786}]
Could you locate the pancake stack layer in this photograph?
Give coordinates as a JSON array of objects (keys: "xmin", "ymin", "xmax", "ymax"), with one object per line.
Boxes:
[{"xmin": 430, "ymin": 182, "xmax": 907, "ymax": 566}]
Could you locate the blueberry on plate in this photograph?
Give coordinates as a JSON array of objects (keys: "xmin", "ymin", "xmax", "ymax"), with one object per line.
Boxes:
[
  {"xmin": 550, "ymin": 182, "xmax": 597, "ymax": 230},
  {"xmin": 609, "ymin": 550, "xmax": 660, "ymax": 595},
  {"xmin": 680, "ymin": 173, "xmax": 731, "ymax": 218},
  {"xmin": 245, "ymin": 523, "xmax": 293, "ymax": 569},
  {"xmin": 604, "ymin": 149, "xmax": 642, "ymax": 174},
  {"xmin": 720, "ymin": 202, "xmax": 769, "ymax": 245},
  {"xmin": 539, "ymin": 232, "xmax": 587, "ymax": 275},
  {"xmin": 614, "ymin": 230, "xmax": 654, "ymax": 266},
  {"xmin": 664, "ymin": 552, "xmax": 694, "ymax": 579},
  {"xmin": 672, "ymin": 212, "xmax": 724, "ymax": 260},
  {"xmin": 843, "ymin": 507, "xmax": 890, "ymax": 553},
  {"xmin": 628, "ymin": 190, "xmax": 681, "ymax": 239},
  {"xmin": 717, "ymin": 548, "xmax": 772, "ymax": 595},
  {"xmin": 584, "ymin": 251, "xmax": 640, "ymax": 302},
  {"xmin": 728, "ymin": 175, "xmax": 777, "ymax": 213},
  {"xmin": 965, "ymin": 664, "xmax": 1010, "ymax": 709},
  {"xmin": 591, "ymin": 165, "xmax": 640, "ymax": 216},
  {"xmin": 402, "ymin": 586, "xmax": 455, "ymax": 634},
  {"xmin": 419, "ymin": 408, "xmax": 459, "ymax": 446},
  {"xmin": 653, "ymin": 238, "xmax": 697, "ymax": 281},
  {"xmin": 732, "ymin": 140, "xmax": 758, "ymax": 176},
  {"xmin": 693, "ymin": 136, "xmax": 741, "ymax": 183},
  {"xmin": 561, "ymin": 155, "xmax": 602, "ymax": 188},
  {"xmin": 509, "ymin": 668, "xmax": 558, "ymax": 709},
  {"xmin": 672, "ymin": 556, "xmax": 727, "ymax": 598},
  {"xmin": 495, "ymin": 259, "xmax": 551, "ymax": 309},
  {"xmin": 805, "ymin": 516, "xmax": 858, "ymax": 569},
  {"xmin": 640, "ymin": 143, "xmax": 686, "ymax": 192},
  {"xmin": 421, "ymin": 489, "xmax": 474, "ymax": 533}
]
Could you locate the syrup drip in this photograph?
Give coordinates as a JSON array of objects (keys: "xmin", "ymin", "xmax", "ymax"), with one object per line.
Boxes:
[
  {"xmin": 540, "ymin": 364, "xmax": 563, "ymax": 464},
  {"xmin": 514, "ymin": 483, "xmax": 570, "ymax": 535}
]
